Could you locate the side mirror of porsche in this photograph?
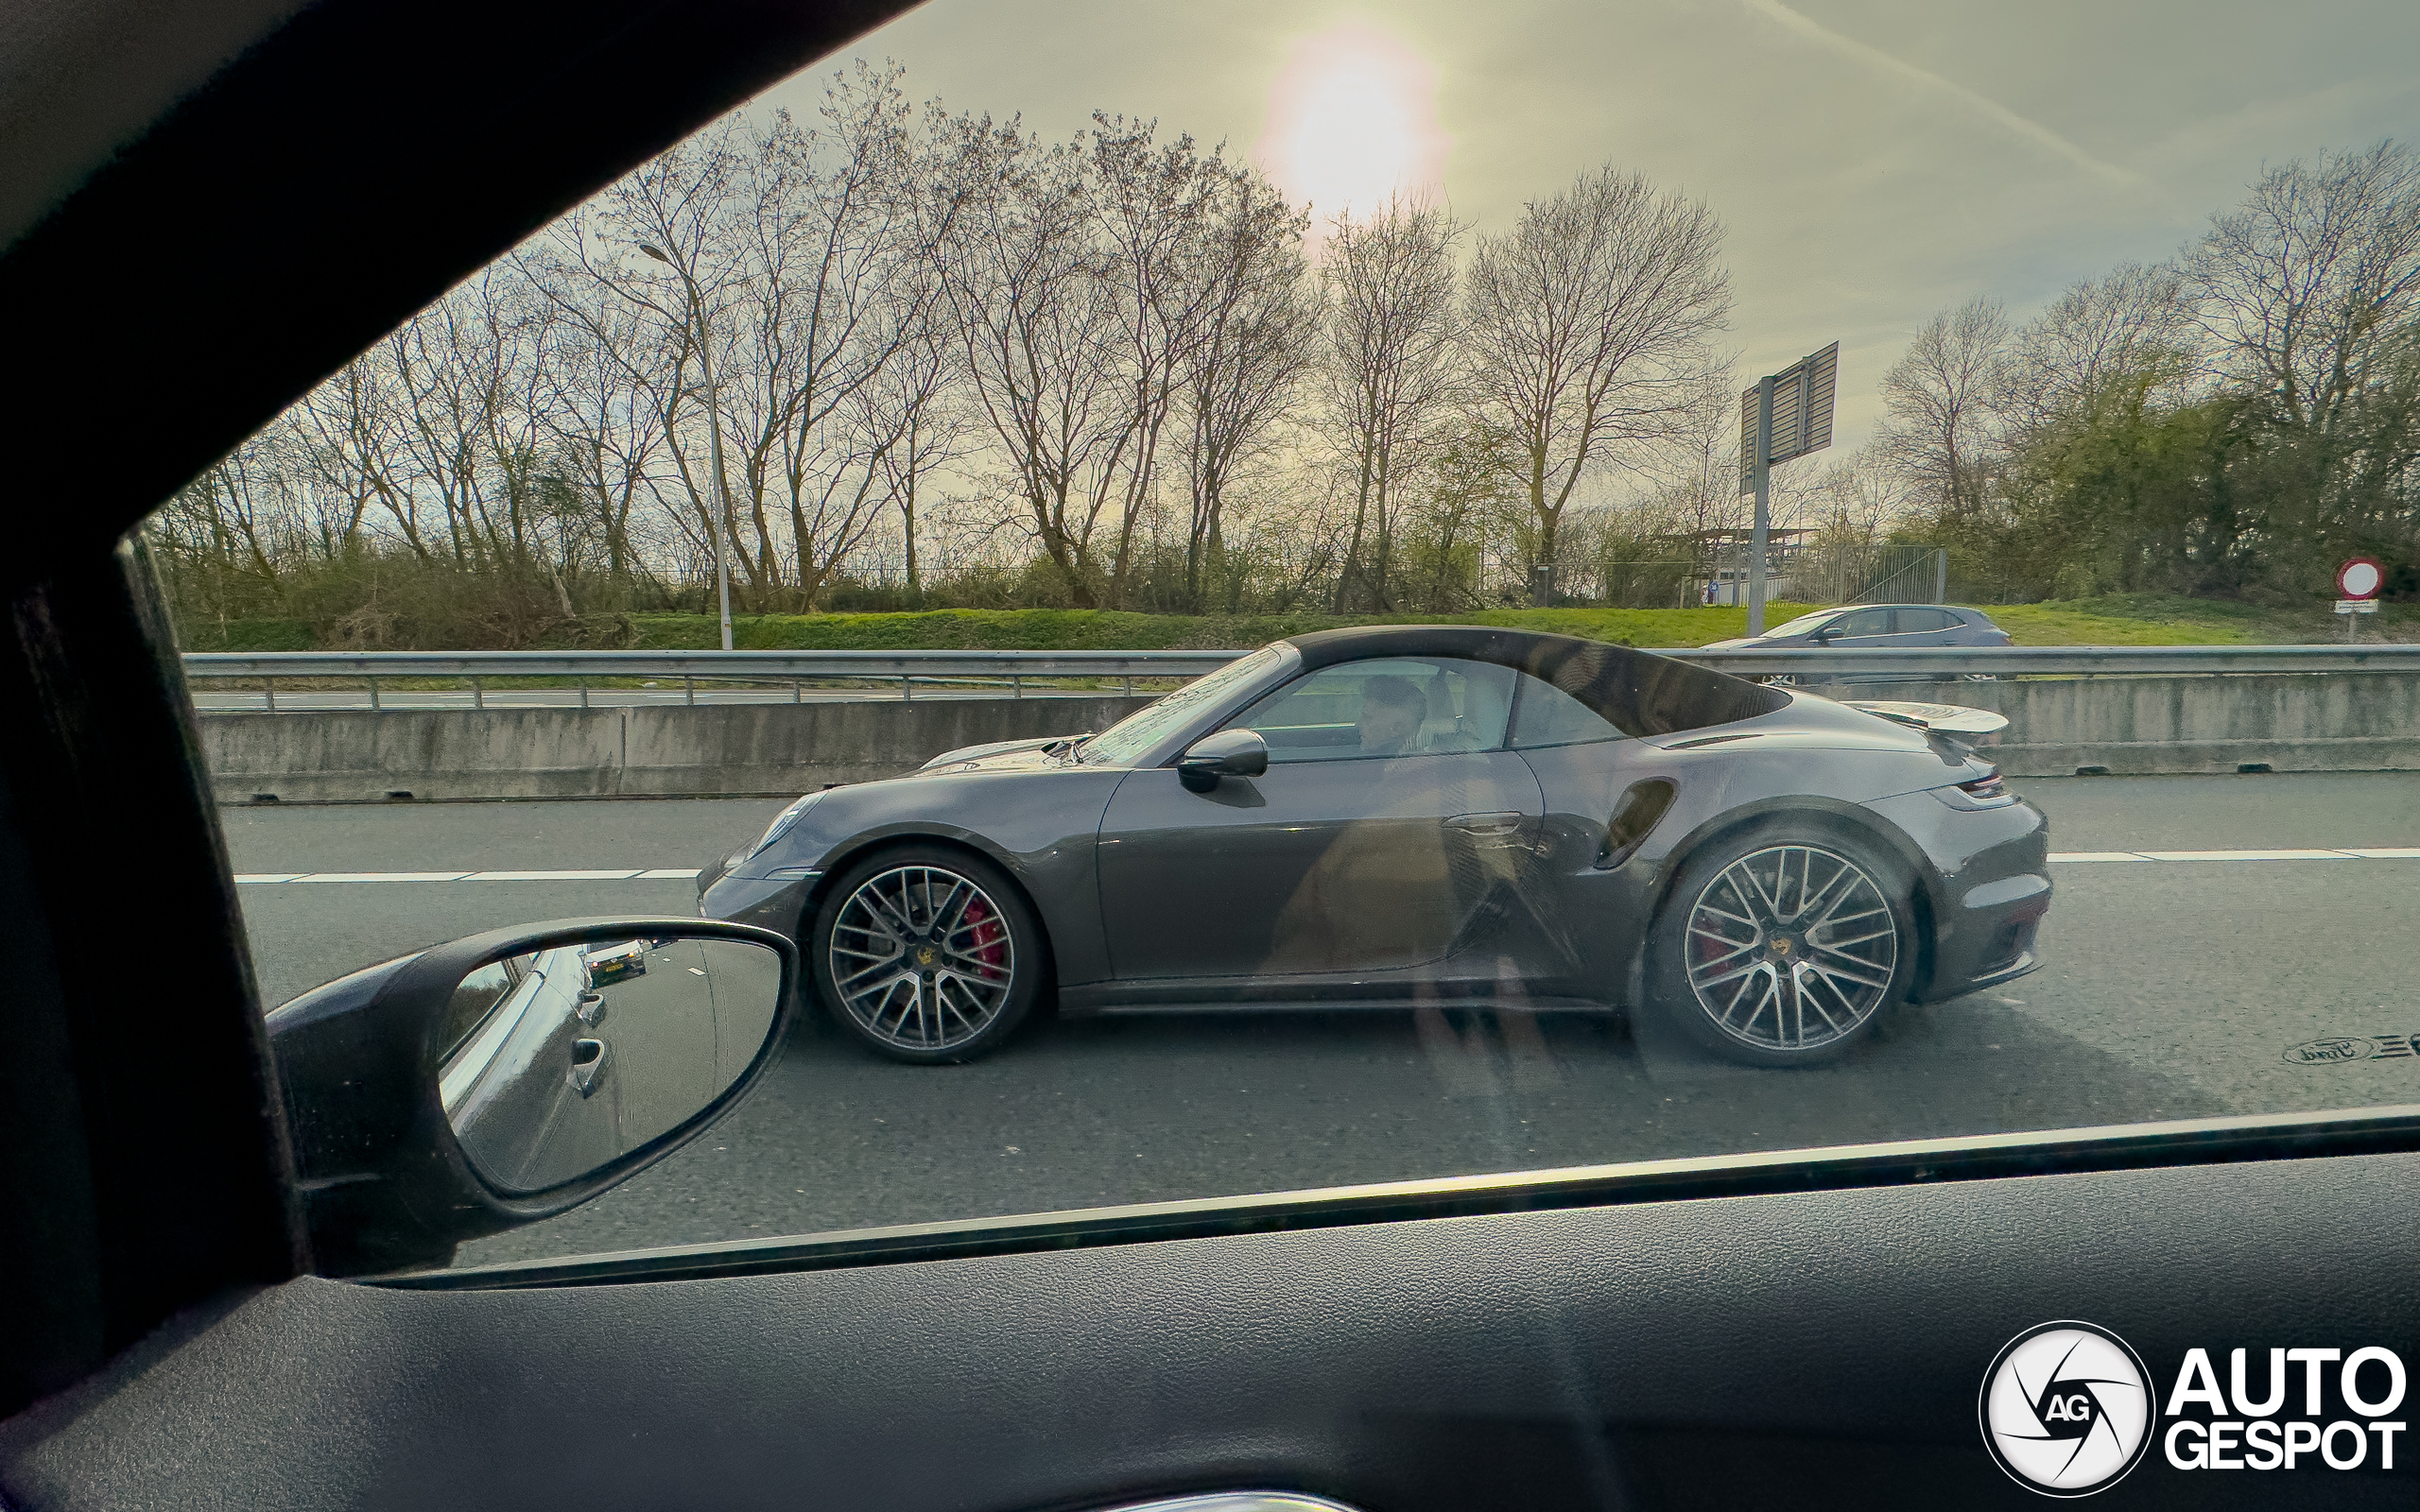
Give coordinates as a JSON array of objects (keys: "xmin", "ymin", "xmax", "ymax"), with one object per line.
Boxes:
[
  {"xmin": 266, "ymin": 918, "xmax": 795, "ymax": 1277},
  {"xmin": 1177, "ymin": 728, "xmax": 1270, "ymax": 792}
]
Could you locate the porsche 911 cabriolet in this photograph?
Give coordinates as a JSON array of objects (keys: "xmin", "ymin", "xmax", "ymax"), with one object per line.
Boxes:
[{"xmin": 698, "ymin": 627, "xmax": 2049, "ymax": 1066}]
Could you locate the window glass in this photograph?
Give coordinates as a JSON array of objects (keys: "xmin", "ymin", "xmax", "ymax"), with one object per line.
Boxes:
[
  {"xmin": 1227, "ymin": 658, "xmax": 1514, "ymax": 761},
  {"xmin": 1079, "ymin": 644, "xmax": 1291, "ymax": 766},
  {"xmin": 435, "ymin": 959, "xmax": 517, "ymax": 1062},
  {"xmin": 1508, "ymin": 672, "xmax": 1626, "ymax": 748},
  {"xmin": 162, "ymin": 3, "xmax": 2420, "ymax": 1279},
  {"xmin": 1766, "ymin": 611, "xmax": 1838, "ymax": 638}
]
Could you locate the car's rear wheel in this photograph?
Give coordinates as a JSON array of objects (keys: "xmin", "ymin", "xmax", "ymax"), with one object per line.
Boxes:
[
  {"xmin": 1647, "ymin": 822, "xmax": 1916, "ymax": 1066},
  {"xmin": 810, "ymin": 845, "xmax": 1043, "ymax": 1063}
]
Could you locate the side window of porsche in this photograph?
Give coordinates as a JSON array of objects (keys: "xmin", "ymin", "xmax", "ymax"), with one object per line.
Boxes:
[
  {"xmin": 1506, "ymin": 673, "xmax": 1627, "ymax": 748},
  {"xmin": 1230, "ymin": 658, "xmax": 1515, "ymax": 762},
  {"xmin": 434, "ymin": 958, "xmax": 520, "ymax": 1063}
]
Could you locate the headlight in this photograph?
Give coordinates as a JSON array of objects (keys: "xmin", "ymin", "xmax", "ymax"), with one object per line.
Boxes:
[{"xmin": 747, "ymin": 790, "xmax": 826, "ymax": 859}]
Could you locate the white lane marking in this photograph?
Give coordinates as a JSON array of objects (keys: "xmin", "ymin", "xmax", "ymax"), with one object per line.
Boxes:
[
  {"xmin": 2134, "ymin": 849, "xmax": 2355, "ymax": 862},
  {"xmin": 463, "ymin": 868, "xmax": 647, "ymax": 881},
  {"xmin": 236, "ymin": 868, "xmax": 696, "ymax": 884},
  {"xmin": 2048, "ymin": 850, "xmax": 2415, "ymax": 863},
  {"xmin": 289, "ymin": 871, "xmax": 472, "ymax": 883}
]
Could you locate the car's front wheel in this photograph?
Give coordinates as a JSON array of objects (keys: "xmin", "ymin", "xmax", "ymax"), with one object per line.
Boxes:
[
  {"xmin": 809, "ymin": 845, "xmax": 1044, "ymax": 1063},
  {"xmin": 1647, "ymin": 822, "xmax": 1916, "ymax": 1066}
]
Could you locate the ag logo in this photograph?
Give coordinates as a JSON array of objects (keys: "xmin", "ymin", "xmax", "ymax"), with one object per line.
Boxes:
[{"xmin": 1979, "ymin": 1321, "xmax": 2156, "ymax": 1496}]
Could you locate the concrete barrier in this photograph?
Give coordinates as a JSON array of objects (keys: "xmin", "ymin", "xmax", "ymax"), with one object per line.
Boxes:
[
  {"xmin": 199, "ymin": 673, "xmax": 2420, "ymax": 801},
  {"xmin": 202, "ymin": 696, "xmax": 1154, "ymax": 802},
  {"xmin": 1807, "ymin": 672, "xmax": 2420, "ymax": 777}
]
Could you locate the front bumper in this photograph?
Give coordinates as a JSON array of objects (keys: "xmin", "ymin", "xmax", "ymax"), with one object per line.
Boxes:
[{"xmin": 698, "ymin": 870, "xmax": 820, "ymax": 936}]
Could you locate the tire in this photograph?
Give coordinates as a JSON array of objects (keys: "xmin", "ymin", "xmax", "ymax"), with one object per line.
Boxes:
[
  {"xmin": 1758, "ymin": 673, "xmax": 1800, "ymax": 688},
  {"xmin": 809, "ymin": 844, "xmax": 1045, "ymax": 1064},
  {"xmin": 1646, "ymin": 820, "xmax": 1917, "ymax": 1066}
]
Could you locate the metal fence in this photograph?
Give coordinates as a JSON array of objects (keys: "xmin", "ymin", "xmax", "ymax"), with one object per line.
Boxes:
[{"xmin": 178, "ymin": 643, "xmax": 2420, "ymax": 712}]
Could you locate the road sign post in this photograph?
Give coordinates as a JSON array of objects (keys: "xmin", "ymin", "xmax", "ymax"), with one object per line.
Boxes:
[
  {"xmin": 2335, "ymin": 557, "xmax": 2383, "ymax": 642},
  {"xmin": 1738, "ymin": 341, "xmax": 1840, "ymax": 636},
  {"xmin": 1749, "ymin": 376, "xmax": 1773, "ymax": 634}
]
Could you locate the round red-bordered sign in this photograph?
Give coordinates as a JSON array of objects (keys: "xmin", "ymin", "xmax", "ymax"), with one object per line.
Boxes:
[{"xmin": 2337, "ymin": 558, "xmax": 2384, "ymax": 599}]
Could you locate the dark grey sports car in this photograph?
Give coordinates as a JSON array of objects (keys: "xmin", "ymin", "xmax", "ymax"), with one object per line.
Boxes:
[{"xmin": 698, "ymin": 627, "xmax": 2049, "ymax": 1066}]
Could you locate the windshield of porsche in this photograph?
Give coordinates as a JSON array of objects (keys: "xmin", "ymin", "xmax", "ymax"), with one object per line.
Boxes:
[
  {"xmin": 164, "ymin": 2, "xmax": 2420, "ymax": 1274},
  {"xmin": 1079, "ymin": 644, "xmax": 1292, "ymax": 766}
]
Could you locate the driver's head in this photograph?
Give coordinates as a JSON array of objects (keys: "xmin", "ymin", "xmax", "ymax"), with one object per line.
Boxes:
[{"xmin": 1356, "ymin": 675, "xmax": 1426, "ymax": 754}]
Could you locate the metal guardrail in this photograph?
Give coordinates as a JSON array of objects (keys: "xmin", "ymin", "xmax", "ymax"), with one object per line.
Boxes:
[
  {"xmin": 182, "ymin": 648, "xmax": 1245, "ymax": 679},
  {"xmin": 182, "ymin": 643, "xmax": 2420, "ymax": 681},
  {"xmin": 1670, "ymin": 644, "xmax": 2420, "ymax": 675},
  {"xmin": 179, "ymin": 643, "xmax": 2420, "ymax": 712}
]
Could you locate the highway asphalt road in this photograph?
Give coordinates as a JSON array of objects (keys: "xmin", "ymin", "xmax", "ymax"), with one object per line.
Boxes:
[{"xmin": 219, "ymin": 773, "xmax": 2420, "ymax": 1269}]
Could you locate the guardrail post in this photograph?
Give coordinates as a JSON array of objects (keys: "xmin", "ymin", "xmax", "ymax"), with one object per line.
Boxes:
[
  {"xmin": 902, "ymin": 674, "xmax": 913, "ymax": 701},
  {"xmin": 368, "ymin": 677, "xmax": 380, "ymax": 713},
  {"xmin": 264, "ymin": 678, "xmax": 276, "ymax": 714},
  {"xmin": 471, "ymin": 677, "xmax": 483, "ymax": 710},
  {"xmin": 791, "ymin": 680, "xmax": 801, "ymax": 704},
  {"xmin": 578, "ymin": 677, "xmax": 588, "ymax": 710},
  {"xmin": 684, "ymin": 676, "xmax": 695, "ymax": 707},
  {"xmin": 1012, "ymin": 674, "xmax": 1022, "ymax": 700},
  {"xmin": 1123, "ymin": 676, "xmax": 1133, "ymax": 697}
]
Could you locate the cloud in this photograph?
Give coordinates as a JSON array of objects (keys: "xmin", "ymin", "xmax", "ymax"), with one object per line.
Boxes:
[{"xmin": 1736, "ymin": 0, "xmax": 2146, "ymax": 189}]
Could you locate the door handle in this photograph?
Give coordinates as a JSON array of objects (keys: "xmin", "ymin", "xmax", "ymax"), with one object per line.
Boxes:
[
  {"xmin": 576, "ymin": 989, "xmax": 608, "ymax": 1027},
  {"xmin": 1444, "ymin": 811, "xmax": 1524, "ymax": 835},
  {"xmin": 568, "ymin": 1037, "xmax": 609, "ymax": 1097}
]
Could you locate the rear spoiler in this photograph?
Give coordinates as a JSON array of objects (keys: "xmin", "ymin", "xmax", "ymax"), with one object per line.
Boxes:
[{"xmin": 1840, "ymin": 699, "xmax": 2010, "ymax": 737}]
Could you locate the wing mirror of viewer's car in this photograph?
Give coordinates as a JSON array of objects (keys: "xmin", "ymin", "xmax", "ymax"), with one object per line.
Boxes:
[
  {"xmin": 1177, "ymin": 728, "xmax": 1270, "ymax": 792},
  {"xmin": 267, "ymin": 918, "xmax": 795, "ymax": 1276}
]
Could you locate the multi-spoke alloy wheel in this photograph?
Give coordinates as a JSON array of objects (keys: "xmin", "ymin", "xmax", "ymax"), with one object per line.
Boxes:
[
  {"xmin": 817, "ymin": 856, "xmax": 1033, "ymax": 1060},
  {"xmin": 1667, "ymin": 838, "xmax": 1907, "ymax": 1061}
]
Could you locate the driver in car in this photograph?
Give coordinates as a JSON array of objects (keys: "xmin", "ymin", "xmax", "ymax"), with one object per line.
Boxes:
[{"xmin": 1355, "ymin": 676, "xmax": 1427, "ymax": 757}]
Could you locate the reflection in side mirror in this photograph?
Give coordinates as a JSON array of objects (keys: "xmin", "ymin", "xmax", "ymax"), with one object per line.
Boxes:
[
  {"xmin": 1178, "ymin": 728, "xmax": 1270, "ymax": 792},
  {"xmin": 268, "ymin": 918, "xmax": 795, "ymax": 1276},
  {"xmin": 439, "ymin": 936, "xmax": 783, "ymax": 1194}
]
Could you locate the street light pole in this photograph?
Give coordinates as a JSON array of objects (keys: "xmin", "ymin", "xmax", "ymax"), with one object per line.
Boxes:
[{"xmin": 641, "ymin": 244, "xmax": 735, "ymax": 652}]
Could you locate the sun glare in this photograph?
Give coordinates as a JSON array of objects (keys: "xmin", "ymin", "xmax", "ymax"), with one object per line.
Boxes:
[{"xmin": 1257, "ymin": 23, "xmax": 1447, "ymax": 236}]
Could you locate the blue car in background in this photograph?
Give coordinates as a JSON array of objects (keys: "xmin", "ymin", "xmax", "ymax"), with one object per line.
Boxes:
[{"xmin": 1703, "ymin": 603, "xmax": 2012, "ymax": 684}]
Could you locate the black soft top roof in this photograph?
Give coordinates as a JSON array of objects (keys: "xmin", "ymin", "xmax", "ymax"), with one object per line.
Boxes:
[{"xmin": 1282, "ymin": 625, "xmax": 1788, "ymax": 738}]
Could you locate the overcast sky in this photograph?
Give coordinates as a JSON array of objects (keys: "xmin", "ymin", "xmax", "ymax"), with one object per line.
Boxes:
[{"xmin": 761, "ymin": 0, "xmax": 2420, "ymax": 453}]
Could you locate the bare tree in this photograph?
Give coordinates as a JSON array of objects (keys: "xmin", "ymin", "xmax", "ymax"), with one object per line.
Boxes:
[
  {"xmin": 2186, "ymin": 140, "xmax": 2420, "ymax": 436},
  {"xmin": 937, "ymin": 115, "xmax": 1127, "ymax": 606},
  {"xmin": 1461, "ymin": 165, "xmax": 1731, "ymax": 587},
  {"xmin": 1874, "ymin": 296, "xmax": 2013, "ymax": 518},
  {"xmin": 2006, "ymin": 262, "xmax": 2198, "ymax": 433},
  {"xmin": 1085, "ymin": 116, "xmax": 1236, "ymax": 606},
  {"xmin": 1321, "ymin": 198, "xmax": 1463, "ymax": 611},
  {"xmin": 1178, "ymin": 169, "xmax": 1314, "ymax": 610}
]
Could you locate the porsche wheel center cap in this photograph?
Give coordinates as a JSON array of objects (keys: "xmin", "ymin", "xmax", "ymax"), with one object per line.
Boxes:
[
  {"xmin": 1770, "ymin": 936, "xmax": 1794, "ymax": 956},
  {"xmin": 914, "ymin": 945, "xmax": 939, "ymax": 968}
]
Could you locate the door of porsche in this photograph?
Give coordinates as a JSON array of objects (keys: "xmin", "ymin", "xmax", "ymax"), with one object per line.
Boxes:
[{"xmin": 1095, "ymin": 657, "xmax": 1543, "ymax": 985}]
